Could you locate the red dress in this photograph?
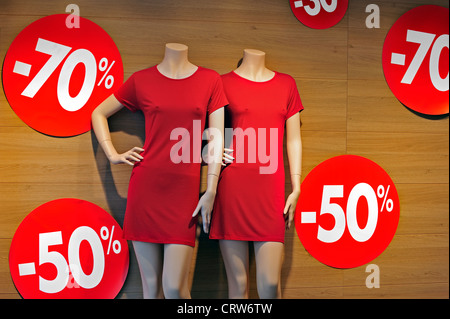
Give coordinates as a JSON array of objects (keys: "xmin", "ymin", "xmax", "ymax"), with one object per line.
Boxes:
[
  {"xmin": 209, "ymin": 71, "xmax": 303, "ymax": 243},
  {"xmin": 114, "ymin": 66, "xmax": 228, "ymax": 247}
]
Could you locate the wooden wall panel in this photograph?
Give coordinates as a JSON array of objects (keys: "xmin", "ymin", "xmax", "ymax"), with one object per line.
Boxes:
[
  {"xmin": 0, "ymin": 0, "xmax": 448, "ymax": 299},
  {"xmin": 345, "ymin": 0, "xmax": 449, "ymax": 300}
]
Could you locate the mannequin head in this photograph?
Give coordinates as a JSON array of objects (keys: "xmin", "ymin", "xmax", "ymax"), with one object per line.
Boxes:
[
  {"xmin": 235, "ymin": 48, "xmax": 274, "ymax": 82},
  {"xmin": 158, "ymin": 43, "xmax": 197, "ymax": 79},
  {"xmin": 165, "ymin": 43, "xmax": 189, "ymax": 51}
]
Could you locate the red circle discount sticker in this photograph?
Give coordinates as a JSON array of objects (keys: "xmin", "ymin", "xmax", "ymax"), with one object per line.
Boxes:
[
  {"xmin": 2, "ymin": 14, "xmax": 123, "ymax": 136},
  {"xmin": 289, "ymin": 0, "xmax": 348, "ymax": 29},
  {"xmin": 9, "ymin": 199, "xmax": 129, "ymax": 299},
  {"xmin": 295, "ymin": 155, "xmax": 400, "ymax": 269},
  {"xmin": 382, "ymin": 5, "xmax": 449, "ymax": 115}
]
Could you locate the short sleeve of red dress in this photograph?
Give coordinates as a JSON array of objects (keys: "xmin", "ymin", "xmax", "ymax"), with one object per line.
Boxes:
[
  {"xmin": 207, "ymin": 74, "xmax": 229, "ymax": 115},
  {"xmin": 209, "ymin": 71, "xmax": 303, "ymax": 243},
  {"xmin": 114, "ymin": 73, "xmax": 139, "ymax": 112},
  {"xmin": 114, "ymin": 66, "xmax": 227, "ymax": 247},
  {"xmin": 285, "ymin": 76, "xmax": 303, "ymax": 119}
]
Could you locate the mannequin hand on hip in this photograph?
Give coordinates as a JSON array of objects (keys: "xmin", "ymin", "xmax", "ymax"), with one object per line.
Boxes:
[
  {"xmin": 108, "ymin": 146, "xmax": 144, "ymax": 166},
  {"xmin": 192, "ymin": 190, "xmax": 216, "ymax": 233},
  {"xmin": 222, "ymin": 148, "xmax": 234, "ymax": 166},
  {"xmin": 284, "ymin": 190, "xmax": 300, "ymax": 230}
]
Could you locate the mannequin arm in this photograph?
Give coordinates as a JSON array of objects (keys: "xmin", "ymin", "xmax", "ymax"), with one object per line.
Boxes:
[
  {"xmin": 192, "ymin": 108, "xmax": 225, "ymax": 233},
  {"xmin": 91, "ymin": 94, "xmax": 144, "ymax": 166},
  {"xmin": 284, "ymin": 113, "xmax": 302, "ymax": 229},
  {"xmin": 205, "ymin": 107, "xmax": 225, "ymax": 192}
]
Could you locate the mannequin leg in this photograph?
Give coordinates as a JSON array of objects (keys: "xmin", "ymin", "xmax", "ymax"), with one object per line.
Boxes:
[
  {"xmin": 162, "ymin": 244, "xmax": 194, "ymax": 299},
  {"xmin": 219, "ymin": 240, "xmax": 249, "ymax": 299},
  {"xmin": 254, "ymin": 241, "xmax": 284, "ymax": 299},
  {"xmin": 132, "ymin": 241, "xmax": 164, "ymax": 299}
]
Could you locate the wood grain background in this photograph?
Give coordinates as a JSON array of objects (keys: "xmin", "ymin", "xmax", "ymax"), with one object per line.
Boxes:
[{"xmin": 0, "ymin": 0, "xmax": 448, "ymax": 299}]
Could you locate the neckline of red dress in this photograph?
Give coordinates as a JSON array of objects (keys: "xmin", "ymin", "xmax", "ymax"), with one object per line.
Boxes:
[{"xmin": 231, "ymin": 70, "xmax": 277, "ymax": 83}]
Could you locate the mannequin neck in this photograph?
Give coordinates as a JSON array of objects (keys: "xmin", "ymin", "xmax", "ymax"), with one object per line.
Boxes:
[
  {"xmin": 235, "ymin": 49, "xmax": 275, "ymax": 82},
  {"xmin": 157, "ymin": 43, "xmax": 198, "ymax": 79}
]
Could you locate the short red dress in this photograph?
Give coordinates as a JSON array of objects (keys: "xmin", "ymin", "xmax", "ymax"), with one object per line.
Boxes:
[
  {"xmin": 114, "ymin": 66, "xmax": 228, "ymax": 247},
  {"xmin": 209, "ymin": 71, "xmax": 303, "ymax": 243}
]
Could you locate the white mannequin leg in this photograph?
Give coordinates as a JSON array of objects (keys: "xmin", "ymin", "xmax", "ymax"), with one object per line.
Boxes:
[
  {"xmin": 162, "ymin": 244, "xmax": 194, "ymax": 299},
  {"xmin": 219, "ymin": 240, "xmax": 249, "ymax": 298},
  {"xmin": 132, "ymin": 241, "xmax": 164, "ymax": 299},
  {"xmin": 254, "ymin": 241, "xmax": 284, "ymax": 299}
]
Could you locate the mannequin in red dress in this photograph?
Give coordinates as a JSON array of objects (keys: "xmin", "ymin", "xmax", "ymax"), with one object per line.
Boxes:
[
  {"xmin": 91, "ymin": 43, "xmax": 225, "ymax": 299},
  {"xmin": 217, "ymin": 49, "xmax": 302, "ymax": 299}
]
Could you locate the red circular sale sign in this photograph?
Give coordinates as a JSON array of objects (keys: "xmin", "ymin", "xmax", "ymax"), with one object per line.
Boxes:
[
  {"xmin": 2, "ymin": 14, "xmax": 124, "ymax": 136},
  {"xmin": 295, "ymin": 155, "xmax": 400, "ymax": 269},
  {"xmin": 289, "ymin": 0, "xmax": 348, "ymax": 29},
  {"xmin": 9, "ymin": 199, "xmax": 129, "ymax": 299},
  {"xmin": 382, "ymin": 5, "xmax": 449, "ymax": 115}
]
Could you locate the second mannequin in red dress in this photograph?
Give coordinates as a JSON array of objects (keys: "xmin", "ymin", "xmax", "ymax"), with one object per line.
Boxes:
[{"xmin": 210, "ymin": 49, "xmax": 303, "ymax": 299}]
